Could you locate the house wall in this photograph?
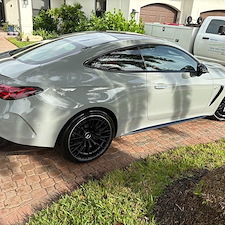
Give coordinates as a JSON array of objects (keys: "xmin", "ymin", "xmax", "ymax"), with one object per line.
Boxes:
[
  {"xmin": 191, "ymin": 0, "xmax": 225, "ymax": 20},
  {"xmin": 181, "ymin": 0, "xmax": 194, "ymax": 23},
  {"xmin": 66, "ymin": 0, "xmax": 95, "ymax": 17},
  {"xmin": 107, "ymin": 0, "xmax": 130, "ymax": 19},
  {"xmin": 4, "ymin": 0, "xmax": 19, "ymax": 26},
  {"xmin": 18, "ymin": 0, "xmax": 33, "ymax": 34},
  {"xmin": 133, "ymin": 0, "xmax": 225, "ymax": 23},
  {"xmin": 51, "ymin": 0, "xmax": 64, "ymax": 9}
]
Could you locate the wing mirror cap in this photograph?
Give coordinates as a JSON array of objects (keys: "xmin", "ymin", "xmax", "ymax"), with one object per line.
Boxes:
[{"xmin": 197, "ymin": 63, "xmax": 208, "ymax": 76}]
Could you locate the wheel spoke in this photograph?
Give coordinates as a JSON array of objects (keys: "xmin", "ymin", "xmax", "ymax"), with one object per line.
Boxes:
[
  {"xmin": 90, "ymin": 138, "xmax": 102, "ymax": 147},
  {"xmin": 67, "ymin": 113, "xmax": 114, "ymax": 162},
  {"xmin": 92, "ymin": 133, "xmax": 109, "ymax": 142}
]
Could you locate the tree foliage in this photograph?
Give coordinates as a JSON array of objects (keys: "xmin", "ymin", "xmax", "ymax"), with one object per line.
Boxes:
[
  {"xmin": 88, "ymin": 10, "xmax": 144, "ymax": 33},
  {"xmin": 33, "ymin": 9, "xmax": 57, "ymax": 32},
  {"xmin": 33, "ymin": 4, "xmax": 144, "ymax": 39},
  {"xmin": 51, "ymin": 3, "xmax": 88, "ymax": 34}
]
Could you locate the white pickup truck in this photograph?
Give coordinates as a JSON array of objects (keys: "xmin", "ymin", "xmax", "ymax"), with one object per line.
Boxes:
[{"xmin": 144, "ymin": 16, "xmax": 225, "ymax": 65}]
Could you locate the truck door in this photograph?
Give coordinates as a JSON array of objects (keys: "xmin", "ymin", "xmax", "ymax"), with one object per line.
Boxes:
[
  {"xmin": 140, "ymin": 45, "xmax": 214, "ymax": 122},
  {"xmin": 194, "ymin": 17, "xmax": 225, "ymax": 65}
]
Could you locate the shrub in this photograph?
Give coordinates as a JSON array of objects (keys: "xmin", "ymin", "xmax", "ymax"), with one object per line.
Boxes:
[
  {"xmin": 87, "ymin": 9, "xmax": 144, "ymax": 33},
  {"xmin": 2, "ymin": 22, "xmax": 9, "ymax": 32},
  {"xmin": 33, "ymin": 5, "xmax": 144, "ymax": 37},
  {"xmin": 33, "ymin": 29, "xmax": 58, "ymax": 40},
  {"xmin": 50, "ymin": 3, "xmax": 88, "ymax": 34},
  {"xmin": 33, "ymin": 10, "xmax": 57, "ymax": 32}
]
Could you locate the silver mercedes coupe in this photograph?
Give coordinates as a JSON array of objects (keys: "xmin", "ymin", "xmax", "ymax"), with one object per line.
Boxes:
[{"xmin": 0, "ymin": 31, "xmax": 225, "ymax": 162}]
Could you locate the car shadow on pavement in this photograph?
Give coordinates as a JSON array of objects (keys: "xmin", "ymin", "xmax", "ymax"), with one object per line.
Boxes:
[
  {"xmin": 0, "ymin": 135, "xmax": 140, "ymax": 224},
  {"xmin": 0, "ymin": 124, "xmax": 195, "ymax": 224}
]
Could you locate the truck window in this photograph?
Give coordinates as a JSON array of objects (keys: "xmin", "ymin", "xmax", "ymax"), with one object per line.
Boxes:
[{"xmin": 206, "ymin": 19, "xmax": 225, "ymax": 34}]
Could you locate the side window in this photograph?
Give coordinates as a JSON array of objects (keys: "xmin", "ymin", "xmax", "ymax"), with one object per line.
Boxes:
[
  {"xmin": 88, "ymin": 47, "xmax": 145, "ymax": 71},
  {"xmin": 206, "ymin": 19, "xmax": 225, "ymax": 34},
  {"xmin": 140, "ymin": 45, "xmax": 198, "ymax": 72}
]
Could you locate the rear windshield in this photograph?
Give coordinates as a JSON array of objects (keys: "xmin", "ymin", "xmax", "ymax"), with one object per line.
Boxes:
[
  {"xmin": 14, "ymin": 33, "xmax": 118, "ymax": 64},
  {"xmin": 14, "ymin": 39, "xmax": 82, "ymax": 64}
]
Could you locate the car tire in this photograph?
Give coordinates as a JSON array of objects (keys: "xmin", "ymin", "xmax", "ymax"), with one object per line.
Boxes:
[
  {"xmin": 213, "ymin": 98, "xmax": 225, "ymax": 121},
  {"xmin": 58, "ymin": 110, "xmax": 115, "ymax": 162},
  {"xmin": 0, "ymin": 137, "xmax": 8, "ymax": 148}
]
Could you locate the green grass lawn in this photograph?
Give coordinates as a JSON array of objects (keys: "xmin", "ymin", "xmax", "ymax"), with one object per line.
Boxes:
[
  {"xmin": 25, "ymin": 140, "xmax": 225, "ymax": 225},
  {"xmin": 7, "ymin": 37, "xmax": 36, "ymax": 48}
]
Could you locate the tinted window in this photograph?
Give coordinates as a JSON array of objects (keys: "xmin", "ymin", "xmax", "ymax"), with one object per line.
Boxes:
[
  {"xmin": 140, "ymin": 45, "xmax": 198, "ymax": 72},
  {"xmin": 88, "ymin": 47, "xmax": 145, "ymax": 71},
  {"xmin": 14, "ymin": 33, "xmax": 118, "ymax": 64},
  {"xmin": 206, "ymin": 19, "xmax": 225, "ymax": 34},
  {"xmin": 15, "ymin": 39, "xmax": 82, "ymax": 64}
]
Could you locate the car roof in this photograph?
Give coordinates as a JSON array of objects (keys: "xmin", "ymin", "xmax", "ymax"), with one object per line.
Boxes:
[{"xmin": 59, "ymin": 31, "xmax": 153, "ymax": 48}]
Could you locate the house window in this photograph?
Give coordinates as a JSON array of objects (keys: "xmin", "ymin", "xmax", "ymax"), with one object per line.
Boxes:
[
  {"xmin": 96, "ymin": 0, "xmax": 106, "ymax": 17},
  {"xmin": 0, "ymin": 0, "xmax": 5, "ymax": 25},
  {"xmin": 32, "ymin": 0, "xmax": 50, "ymax": 17}
]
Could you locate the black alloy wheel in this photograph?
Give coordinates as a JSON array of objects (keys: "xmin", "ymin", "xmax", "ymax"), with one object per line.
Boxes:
[
  {"xmin": 213, "ymin": 98, "xmax": 225, "ymax": 121},
  {"xmin": 60, "ymin": 110, "xmax": 115, "ymax": 162}
]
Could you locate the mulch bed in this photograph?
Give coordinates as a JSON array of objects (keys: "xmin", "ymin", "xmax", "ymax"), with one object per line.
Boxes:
[{"xmin": 153, "ymin": 167, "xmax": 225, "ymax": 225}]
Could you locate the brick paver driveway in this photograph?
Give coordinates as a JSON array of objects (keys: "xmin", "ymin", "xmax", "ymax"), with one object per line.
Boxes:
[
  {"xmin": 1, "ymin": 119, "xmax": 225, "ymax": 225},
  {"xmin": 0, "ymin": 35, "xmax": 225, "ymax": 225},
  {"xmin": 0, "ymin": 32, "xmax": 17, "ymax": 53}
]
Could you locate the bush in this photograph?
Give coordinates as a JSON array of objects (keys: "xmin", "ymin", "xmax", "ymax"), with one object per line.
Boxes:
[
  {"xmin": 51, "ymin": 3, "xmax": 88, "ymax": 34},
  {"xmin": 33, "ymin": 29, "xmax": 58, "ymax": 40},
  {"xmin": 33, "ymin": 10, "xmax": 57, "ymax": 32},
  {"xmin": 2, "ymin": 22, "xmax": 9, "ymax": 32},
  {"xmin": 33, "ymin": 5, "xmax": 144, "ymax": 37},
  {"xmin": 88, "ymin": 9, "xmax": 144, "ymax": 33}
]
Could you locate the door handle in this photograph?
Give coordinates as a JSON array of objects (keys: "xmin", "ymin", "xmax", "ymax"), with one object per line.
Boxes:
[
  {"xmin": 202, "ymin": 37, "xmax": 209, "ymax": 40},
  {"xmin": 154, "ymin": 84, "xmax": 167, "ymax": 89}
]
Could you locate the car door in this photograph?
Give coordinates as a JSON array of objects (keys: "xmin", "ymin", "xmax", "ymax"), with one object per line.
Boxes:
[
  {"xmin": 139, "ymin": 45, "xmax": 214, "ymax": 122},
  {"xmin": 85, "ymin": 46, "xmax": 149, "ymax": 135},
  {"xmin": 194, "ymin": 18, "xmax": 225, "ymax": 64}
]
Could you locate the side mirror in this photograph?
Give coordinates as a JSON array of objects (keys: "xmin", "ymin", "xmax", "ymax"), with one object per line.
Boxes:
[
  {"xmin": 218, "ymin": 25, "xmax": 225, "ymax": 35},
  {"xmin": 197, "ymin": 63, "xmax": 208, "ymax": 76}
]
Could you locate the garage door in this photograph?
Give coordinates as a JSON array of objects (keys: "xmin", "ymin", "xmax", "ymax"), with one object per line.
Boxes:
[
  {"xmin": 200, "ymin": 10, "xmax": 225, "ymax": 20},
  {"xmin": 140, "ymin": 3, "xmax": 177, "ymax": 24}
]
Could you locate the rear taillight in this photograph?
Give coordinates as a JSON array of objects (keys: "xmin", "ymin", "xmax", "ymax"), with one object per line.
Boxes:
[{"xmin": 0, "ymin": 85, "xmax": 43, "ymax": 100}]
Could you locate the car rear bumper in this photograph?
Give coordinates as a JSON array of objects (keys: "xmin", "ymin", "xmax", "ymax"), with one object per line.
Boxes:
[{"xmin": 0, "ymin": 96, "xmax": 69, "ymax": 148}]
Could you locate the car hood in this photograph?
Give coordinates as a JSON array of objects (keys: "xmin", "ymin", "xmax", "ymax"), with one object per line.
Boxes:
[{"xmin": 202, "ymin": 61, "xmax": 225, "ymax": 80}]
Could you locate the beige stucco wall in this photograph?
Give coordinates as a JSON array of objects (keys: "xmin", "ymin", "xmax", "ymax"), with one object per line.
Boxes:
[
  {"xmin": 4, "ymin": 0, "xmax": 33, "ymax": 34},
  {"xmin": 107, "ymin": 0, "xmax": 130, "ymax": 19},
  {"xmin": 18, "ymin": 0, "xmax": 33, "ymax": 34},
  {"xmin": 4, "ymin": 0, "xmax": 19, "ymax": 26},
  {"xmin": 130, "ymin": 0, "xmax": 225, "ymax": 23},
  {"xmin": 66, "ymin": 0, "xmax": 95, "ymax": 17},
  {"xmin": 51, "ymin": 0, "xmax": 64, "ymax": 9},
  {"xmin": 191, "ymin": 0, "xmax": 225, "ymax": 20}
]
